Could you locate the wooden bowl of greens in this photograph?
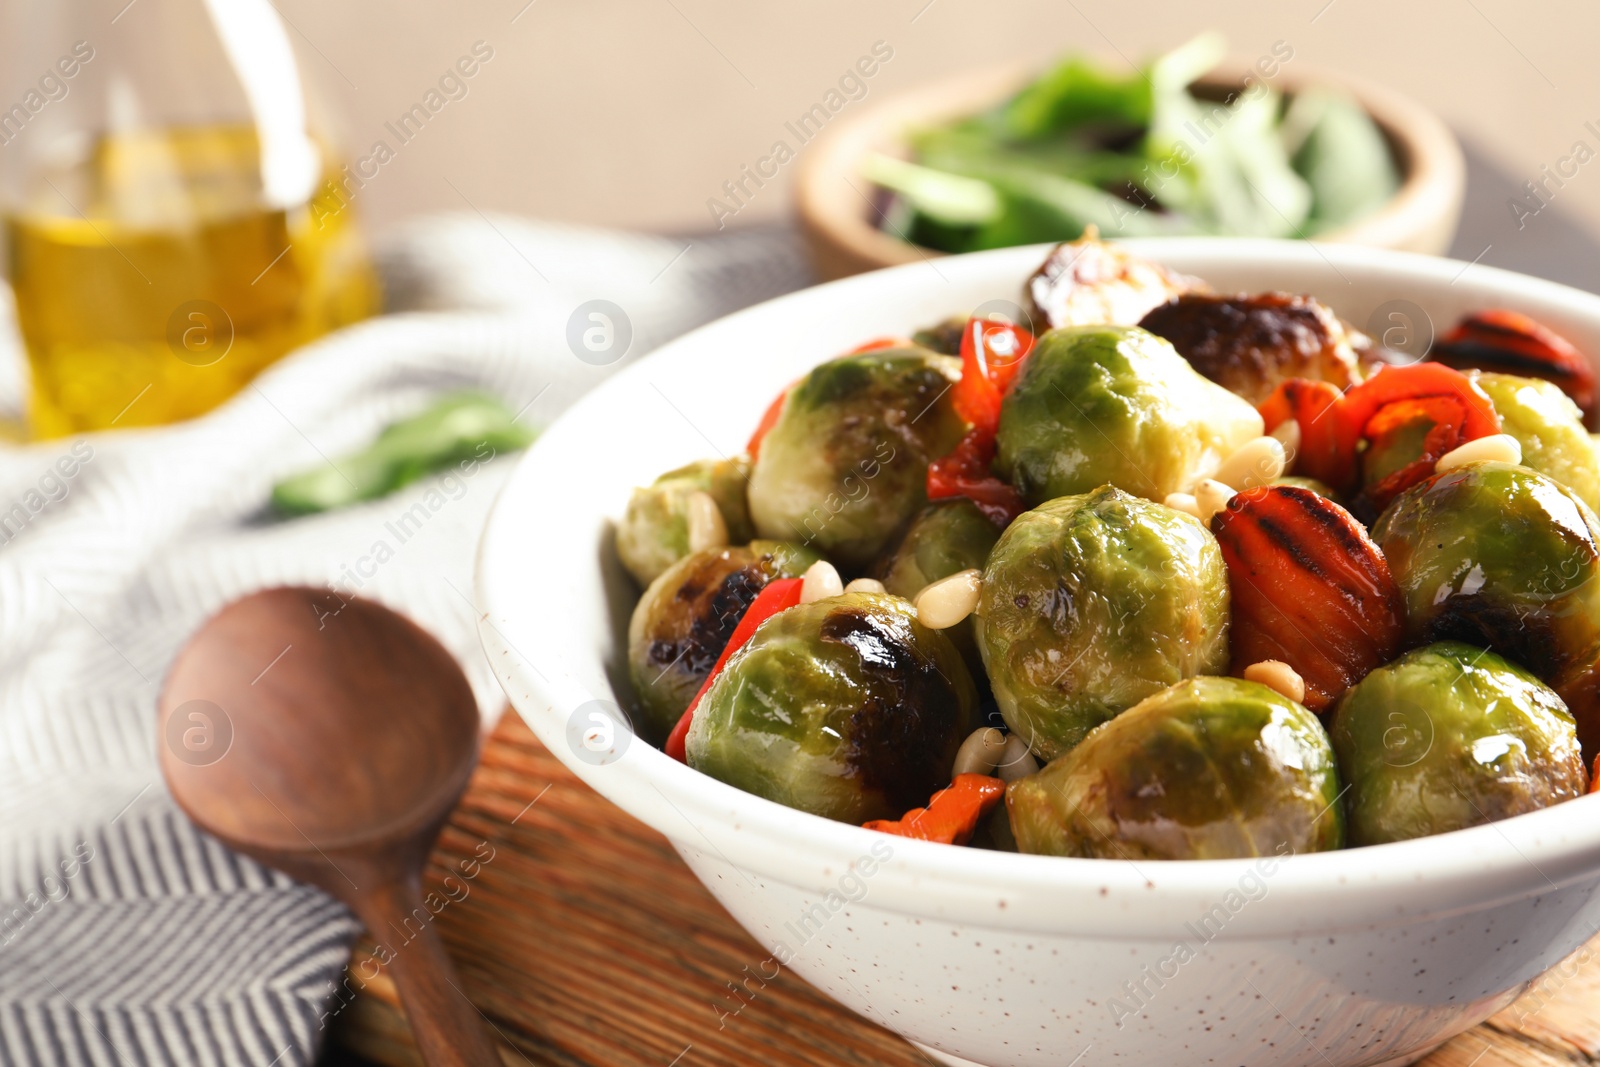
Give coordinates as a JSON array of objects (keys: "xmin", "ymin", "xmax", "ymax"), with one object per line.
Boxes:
[{"xmin": 796, "ymin": 35, "xmax": 1464, "ymax": 280}]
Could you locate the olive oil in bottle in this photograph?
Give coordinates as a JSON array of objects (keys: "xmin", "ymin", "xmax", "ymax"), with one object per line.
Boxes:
[{"xmin": 0, "ymin": 0, "xmax": 377, "ymax": 437}]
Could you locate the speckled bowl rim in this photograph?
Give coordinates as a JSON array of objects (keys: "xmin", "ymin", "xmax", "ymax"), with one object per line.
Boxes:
[{"xmin": 477, "ymin": 238, "xmax": 1600, "ymax": 941}]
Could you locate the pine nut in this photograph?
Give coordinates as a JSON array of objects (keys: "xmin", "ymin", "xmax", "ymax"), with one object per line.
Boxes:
[
  {"xmin": 1244, "ymin": 660, "xmax": 1307, "ymax": 704},
  {"xmin": 1195, "ymin": 479, "xmax": 1235, "ymax": 524},
  {"xmin": 952, "ymin": 726, "xmax": 1007, "ymax": 778},
  {"xmin": 844, "ymin": 578, "xmax": 886, "ymax": 594},
  {"xmin": 1163, "ymin": 492, "xmax": 1201, "ymax": 519},
  {"xmin": 686, "ymin": 491, "xmax": 728, "ymax": 552},
  {"xmin": 800, "ymin": 560, "xmax": 844, "ymax": 603},
  {"xmin": 1436, "ymin": 433, "xmax": 1522, "ymax": 473},
  {"xmin": 995, "ymin": 733, "xmax": 1039, "ymax": 783},
  {"xmin": 1214, "ymin": 436, "xmax": 1287, "ymax": 492},
  {"xmin": 913, "ymin": 569, "xmax": 982, "ymax": 629},
  {"xmin": 1270, "ymin": 419, "xmax": 1302, "ymax": 468}
]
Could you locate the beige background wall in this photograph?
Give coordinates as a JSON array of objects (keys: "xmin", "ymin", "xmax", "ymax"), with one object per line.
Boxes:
[{"xmin": 263, "ymin": 0, "xmax": 1600, "ymax": 247}]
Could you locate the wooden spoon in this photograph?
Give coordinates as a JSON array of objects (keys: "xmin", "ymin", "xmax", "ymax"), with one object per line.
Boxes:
[{"xmin": 158, "ymin": 587, "xmax": 502, "ymax": 1067}]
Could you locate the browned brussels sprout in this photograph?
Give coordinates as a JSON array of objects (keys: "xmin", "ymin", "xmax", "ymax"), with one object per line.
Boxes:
[
  {"xmin": 1008, "ymin": 677, "xmax": 1344, "ymax": 860},
  {"xmin": 748, "ymin": 348, "xmax": 967, "ymax": 571},
  {"xmin": 616, "ymin": 457, "xmax": 755, "ymax": 586},
  {"xmin": 627, "ymin": 541, "xmax": 818, "ymax": 743},
  {"xmin": 875, "ymin": 499, "xmax": 1001, "ymax": 678},
  {"xmin": 686, "ymin": 592, "xmax": 979, "ymax": 824},
  {"xmin": 977, "ymin": 486, "xmax": 1230, "ymax": 761},
  {"xmin": 1372, "ymin": 461, "xmax": 1600, "ymax": 757},
  {"xmin": 1330, "ymin": 642, "xmax": 1587, "ymax": 846}
]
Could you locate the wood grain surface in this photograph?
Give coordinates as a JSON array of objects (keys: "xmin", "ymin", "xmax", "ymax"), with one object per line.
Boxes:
[{"xmin": 329, "ymin": 712, "xmax": 1600, "ymax": 1067}]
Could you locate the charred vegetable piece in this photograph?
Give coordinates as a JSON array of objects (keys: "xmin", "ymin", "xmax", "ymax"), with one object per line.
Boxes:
[
  {"xmin": 1372, "ymin": 462, "xmax": 1600, "ymax": 757},
  {"xmin": 1260, "ymin": 364, "xmax": 1501, "ymax": 512},
  {"xmin": 926, "ymin": 429, "xmax": 1028, "ymax": 526},
  {"xmin": 1022, "ymin": 235, "xmax": 1200, "ymax": 331},
  {"xmin": 1211, "ymin": 486, "xmax": 1405, "ymax": 712},
  {"xmin": 977, "ymin": 486, "xmax": 1230, "ymax": 761},
  {"xmin": 912, "ymin": 316, "xmax": 968, "ymax": 356},
  {"xmin": 616, "ymin": 457, "xmax": 756, "ymax": 586},
  {"xmin": 1330, "ymin": 642, "xmax": 1587, "ymax": 846},
  {"xmin": 1008, "ymin": 676, "xmax": 1344, "ymax": 860},
  {"xmin": 1471, "ymin": 372, "xmax": 1600, "ymax": 514},
  {"xmin": 686, "ymin": 592, "xmax": 979, "ymax": 824},
  {"xmin": 876, "ymin": 499, "xmax": 1001, "ymax": 679},
  {"xmin": 1137, "ymin": 292, "xmax": 1364, "ymax": 405},
  {"xmin": 995, "ymin": 325, "xmax": 1262, "ymax": 505},
  {"xmin": 747, "ymin": 348, "xmax": 967, "ymax": 570},
  {"xmin": 628, "ymin": 541, "xmax": 818, "ymax": 743},
  {"xmin": 1431, "ymin": 310, "xmax": 1596, "ymax": 429},
  {"xmin": 864, "ymin": 773, "xmax": 1007, "ymax": 845},
  {"xmin": 1271, "ymin": 475, "xmax": 1344, "ymax": 504}
]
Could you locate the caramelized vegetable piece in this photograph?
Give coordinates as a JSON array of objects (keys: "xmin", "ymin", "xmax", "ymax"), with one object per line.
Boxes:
[
  {"xmin": 864, "ymin": 773, "xmax": 1007, "ymax": 845},
  {"xmin": 1431, "ymin": 309, "xmax": 1596, "ymax": 429},
  {"xmin": 1211, "ymin": 485, "xmax": 1404, "ymax": 712},
  {"xmin": 1138, "ymin": 292, "xmax": 1363, "ymax": 405},
  {"xmin": 1022, "ymin": 234, "xmax": 1200, "ymax": 330}
]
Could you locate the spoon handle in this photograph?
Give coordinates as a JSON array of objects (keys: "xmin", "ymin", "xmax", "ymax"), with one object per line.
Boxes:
[{"xmin": 355, "ymin": 875, "xmax": 504, "ymax": 1067}]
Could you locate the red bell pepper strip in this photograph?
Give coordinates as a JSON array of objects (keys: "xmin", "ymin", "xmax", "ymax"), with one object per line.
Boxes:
[
  {"xmin": 926, "ymin": 429, "xmax": 1027, "ymax": 526},
  {"xmin": 862, "ymin": 773, "xmax": 1007, "ymax": 845},
  {"xmin": 952, "ymin": 318, "xmax": 1036, "ymax": 437},
  {"xmin": 1258, "ymin": 364, "xmax": 1500, "ymax": 497},
  {"xmin": 1259, "ymin": 379, "xmax": 1345, "ymax": 487},
  {"xmin": 666, "ymin": 577, "xmax": 805, "ymax": 762},
  {"xmin": 747, "ymin": 339, "xmax": 912, "ymax": 461}
]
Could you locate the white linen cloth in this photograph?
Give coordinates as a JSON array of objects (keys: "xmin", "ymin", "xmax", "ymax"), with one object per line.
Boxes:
[{"xmin": 0, "ymin": 215, "xmax": 812, "ymax": 1066}]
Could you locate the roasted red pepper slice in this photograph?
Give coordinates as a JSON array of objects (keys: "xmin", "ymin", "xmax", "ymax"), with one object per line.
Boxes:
[
  {"xmin": 953, "ymin": 318, "xmax": 1036, "ymax": 436},
  {"xmin": 926, "ymin": 429, "xmax": 1027, "ymax": 527},
  {"xmin": 1358, "ymin": 395, "xmax": 1469, "ymax": 510},
  {"xmin": 1258, "ymin": 364, "xmax": 1500, "ymax": 500},
  {"xmin": 1431, "ymin": 309, "xmax": 1596, "ymax": 428},
  {"xmin": 1259, "ymin": 379, "xmax": 1345, "ymax": 487},
  {"xmin": 1211, "ymin": 486, "xmax": 1405, "ymax": 713},
  {"xmin": 862, "ymin": 773, "xmax": 1007, "ymax": 845},
  {"xmin": 665, "ymin": 577, "xmax": 805, "ymax": 762}
]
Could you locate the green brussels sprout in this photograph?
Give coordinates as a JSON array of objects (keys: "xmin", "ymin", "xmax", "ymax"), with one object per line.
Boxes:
[
  {"xmin": 1008, "ymin": 677, "xmax": 1344, "ymax": 860},
  {"xmin": 687, "ymin": 592, "xmax": 979, "ymax": 823},
  {"xmin": 627, "ymin": 540, "xmax": 817, "ymax": 743},
  {"xmin": 994, "ymin": 325, "xmax": 1263, "ymax": 505},
  {"xmin": 875, "ymin": 499, "xmax": 1002, "ymax": 678},
  {"xmin": 748, "ymin": 349, "xmax": 967, "ymax": 570},
  {"xmin": 977, "ymin": 486, "xmax": 1230, "ymax": 761},
  {"xmin": 1329, "ymin": 642, "xmax": 1587, "ymax": 846},
  {"xmin": 1473, "ymin": 372, "xmax": 1600, "ymax": 513},
  {"xmin": 1372, "ymin": 462, "xmax": 1600, "ymax": 709},
  {"xmin": 616, "ymin": 457, "xmax": 755, "ymax": 586}
]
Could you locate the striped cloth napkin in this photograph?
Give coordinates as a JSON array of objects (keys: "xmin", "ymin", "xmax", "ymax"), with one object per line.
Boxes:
[{"xmin": 0, "ymin": 215, "xmax": 811, "ymax": 1066}]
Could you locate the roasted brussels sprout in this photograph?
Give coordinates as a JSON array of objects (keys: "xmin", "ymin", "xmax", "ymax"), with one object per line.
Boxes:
[
  {"xmin": 912, "ymin": 316, "xmax": 967, "ymax": 356},
  {"xmin": 616, "ymin": 457, "xmax": 755, "ymax": 586},
  {"xmin": 977, "ymin": 486, "xmax": 1230, "ymax": 760},
  {"xmin": 1023, "ymin": 236, "xmax": 1199, "ymax": 330},
  {"xmin": 1008, "ymin": 676, "xmax": 1344, "ymax": 860},
  {"xmin": 686, "ymin": 592, "xmax": 979, "ymax": 823},
  {"xmin": 748, "ymin": 348, "xmax": 967, "ymax": 570},
  {"xmin": 994, "ymin": 325, "xmax": 1262, "ymax": 505},
  {"xmin": 875, "ymin": 499, "xmax": 1001, "ymax": 676},
  {"xmin": 1330, "ymin": 642, "xmax": 1587, "ymax": 846},
  {"xmin": 1137, "ymin": 292, "xmax": 1364, "ymax": 405},
  {"xmin": 627, "ymin": 540, "xmax": 818, "ymax": 742},
  {"xmin": 1372, "ymin": 462, "xmax": 1600, "ymax": 753},
  {"xmin": 1472, "ymin": 372, "xmax": 1600, "ymax": 513}
]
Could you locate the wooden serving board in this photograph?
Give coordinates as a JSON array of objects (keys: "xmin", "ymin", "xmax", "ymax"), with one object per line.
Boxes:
[{"xmin": 330, "ymin": 712, "xmax": 1600, "ymax": 1067}]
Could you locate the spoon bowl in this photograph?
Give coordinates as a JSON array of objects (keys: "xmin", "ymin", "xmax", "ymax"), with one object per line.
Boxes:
[{"xmin": 160, "ymin": 587, "xmax": 500, "ymax": 1067}]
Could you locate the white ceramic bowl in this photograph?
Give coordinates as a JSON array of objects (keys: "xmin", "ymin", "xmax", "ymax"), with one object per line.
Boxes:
[{"xmin": 476, "ymin": 240, "xmax": 1600, "ymax": 1067}]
